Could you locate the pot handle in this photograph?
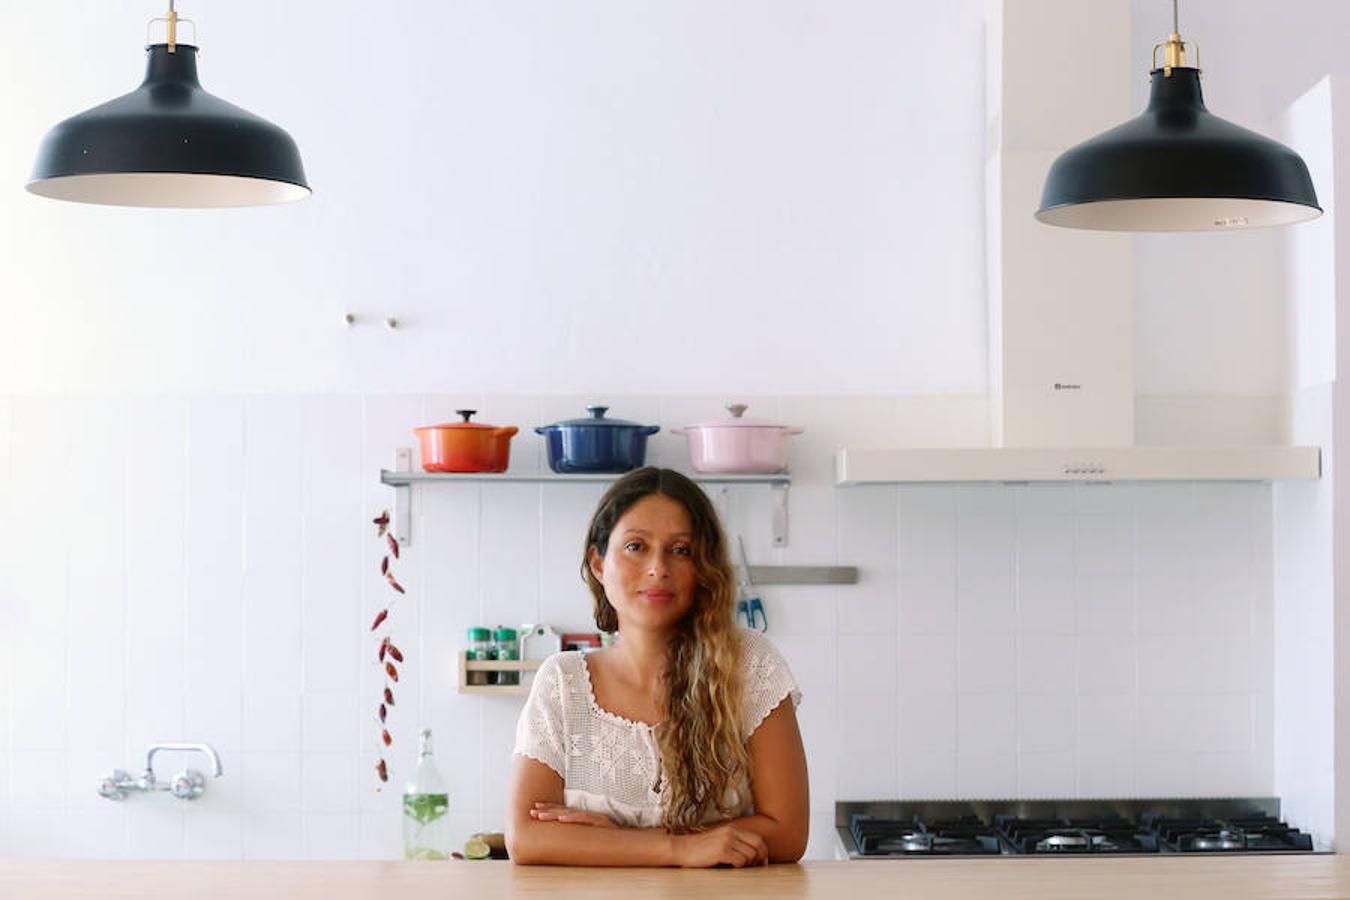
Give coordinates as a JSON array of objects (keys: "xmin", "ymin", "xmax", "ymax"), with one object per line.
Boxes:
[
  {"xmin": 533, "ymin": 426, "xmax": 549, "ymax": 435},
  {"xmin": 455, "ymin": 409, "xmax": 476, "ymax": 422},
  {"xmin": 671, "ymin": 427, "xmax": 687, "ymax": 436},
  {"xmin": 783, "ymin": 426, "xmax": 806, "ymax": 435},
  {"xmin": 643, "ymin": 426, "xmax": 661, "ymax": 436},
  {"xmin": 586, "ymin": 406, "xmax": 609, "ymax": 419},
  {"xmin": 495, "ymin": 426, "xmax": 519, "ymax": 438}
]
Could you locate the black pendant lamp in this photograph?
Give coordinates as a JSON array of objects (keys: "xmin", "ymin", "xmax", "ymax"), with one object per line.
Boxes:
[
  {"xmin": 1037, "ymin": 0, "xmax": 1319, "ymax": 231},
  {"xmin": 27, "ymin": 3, "xmax": 309, "ymax": 208}
]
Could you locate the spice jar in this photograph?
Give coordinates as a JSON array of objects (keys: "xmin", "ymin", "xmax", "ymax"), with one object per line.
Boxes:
[
  {"xmin": 492, "ymin": 627, "xmax": 519, "ymax": 685},
  {"xmin": 466, "ymin": 627, "xmax": 493, "ymax": 686}
]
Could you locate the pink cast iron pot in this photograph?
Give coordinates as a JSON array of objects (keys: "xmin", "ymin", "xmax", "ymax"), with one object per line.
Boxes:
[{"xmin": 672, "ymin": 404, "xmax": 804, "ymax": 474}]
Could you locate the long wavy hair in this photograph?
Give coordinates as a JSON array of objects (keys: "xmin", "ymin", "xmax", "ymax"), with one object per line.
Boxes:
[{"xmin": 581, "ymin": 467, "xmax": 748, "ymax": 832}]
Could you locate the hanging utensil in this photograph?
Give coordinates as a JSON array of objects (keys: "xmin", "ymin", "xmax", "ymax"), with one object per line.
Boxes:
[{"xmin": 735, "ymin": 536, "xmax": 767, "ymax": 633}]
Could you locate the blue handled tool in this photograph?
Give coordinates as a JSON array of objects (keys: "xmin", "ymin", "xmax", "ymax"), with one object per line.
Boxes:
[{"xmin": 735, "ymin": 536, "xmax": 768, "ymax": 632}]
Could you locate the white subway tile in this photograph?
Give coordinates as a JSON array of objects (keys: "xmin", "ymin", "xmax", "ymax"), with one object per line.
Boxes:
[
  {"xmin": 1075, "ymin": 515, "xmax": 1134, "ymax": 575},
  {"xmin": 126, "ymin": 805, "xmax": 186, "ymax": 858},
  {"xmin": 957, "ymin": 633, "xmax": 1014, "ymax": 694},
  {"xmin": 899, "ymin": 752, "xmax": 958, "ymax": 800},
  {"xmin": 1013, "ymin": 484, "xmax": 1076, "ymax": 517},
  {"xmin": 956, "ymin": 514, "xmax": 1017, "ymax": 576},
  {"xmin": 836, "ymin": 691, "xmax": 897, "ymax": 800},
  {"xmin": 1076, "ymin": 637, "xmax": 1136, "ymax": 696},
  {"xmin": 1138, "ymin": 637, "xmax": 1201, "ymax": 694},
  {"xmin": 1018, "ymin": 751, "xmax": 1076, "ymax": 798},
  {"xmin": 899, "ymin": 572, "xmax": 957, "ymax": 636},
  {"xmin": 302, "ymin": 751, "xmax": 358, "ymax": 813},
  {"xmin": 897, "ymin": 692, "xmax": 956, "ymax": 751},
  {"xmin": 302, "ymin": 812, "xmax": 360, "ymax": 859},
  {"xmin": 241, "ymin": 812, "xmax": 304, "ymax": 859},
  {"xmin": 1189, "ymin": 751, "xmax": 1259, "ymax": 796},
  {"xmin": 1016, "ymin": 516, "xmax": 1075, "ymax": 575},
  {"xmin": 898, "ymin": 486, "xmax": 957, "ymax": 575},
  {"xmin": 957, "ymin": 693, "xmax": 1016, "ymax": 751},
  {"xmin": 9, "ymin": 629, "xmax": 67, "ymax": 750},
  {"xmin": 1188, "ymin": 694, "xmax": 1252, "ymax": 753},
  {"xmin": 1077, "ymin": 696, "xmax": 1136, "ymax": 753},
  {"xmin": 358, "ymin": 812, "xmax": 404, "ymax": 860},
  {"xmin": 837, "ymin": 488, "xmax": 898, "ymax": 637},
  {"xmin": 1137, "ymin": 696, "xmax": 1196, "ymax": 751},
  {"xmin": 1075, "ymin": 483, "xmax": 1135, "ymax": 517},
  {"xmin": 1136, "ymin": 751, "xmax": 1197, "ymax": 796},
  {"xmin": 242, "ymin": 689, "xmax": 302, "ymax": 754},
  {"xmin": 898, "ymin": 634, "xmax": 957, "ymax": 696},
  {"xmin": 956, "ymin": 574, "xmax": 1015, "ymax": 634},
  {"xmin": 838, "ymin": 635, "xmax": 896, "ymax": 689},
  {"xmin": 778, "ymin": 484, "xmax": 837, "ymax": 568},
  {"xmin": 241, "ymin": 751, "xmax": 302, "ymax": 814},
  {"xmin": 302, "ymin": 692, "xmax": 359, "ymax": 754},
  {"xmin": 1018, "ymin": 694, "xmax": 1076, "ymax": 754},
  {"xmin": 1136, "ymin": 573, "xmax": 1195, "ymax": 637},
  {"xmin": 184, "ymin": 811, "xmax": 243, "ymax": 859},
  {"xmin": 1017, "ymin": 636, "xmax": 1076, "ymax": 694},
  {"xmin": 956, "ymin": 751, "xmax": 1017, "ymax": 799},
  {"xmin": 1076, "ymin": 749, "xmax": 1135, "ymax": 797},
  {"xmin": 60, "ymin": 801, "xmax": 129, "ymax": 858},
  {"xmin": 1193, "ymin": 573, "xmax": 1256, "ymax": 638},
  {"xmin": 479, "ymin": 697, "xmax": 525, "ymax": 814},
  {"xmin": 1017, "ymin": 575, "xmax": 1076, "ymax": 635},
  {"xmin": 1075, "ymin": 574, "xmax": 1134, "ymax": 636}
]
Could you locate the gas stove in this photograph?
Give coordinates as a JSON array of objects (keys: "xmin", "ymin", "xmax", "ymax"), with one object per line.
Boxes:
[{"xmin": 838, "ymin": 799, "xmax": 1321, "ymax": 858}]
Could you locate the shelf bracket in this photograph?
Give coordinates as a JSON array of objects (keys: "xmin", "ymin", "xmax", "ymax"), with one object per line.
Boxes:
[
  {"xmin": 771, "ymin": 482, "xmax": 789, "ymax": 548},
  {"xmin": 393, "ymin": 448, "xmax": 412, "ymax": 546}
]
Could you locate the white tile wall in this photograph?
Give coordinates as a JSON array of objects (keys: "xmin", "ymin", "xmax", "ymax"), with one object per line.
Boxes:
[{"xmin": 0, "ymin": 394, "xmax": 1277, "ymax": 859}]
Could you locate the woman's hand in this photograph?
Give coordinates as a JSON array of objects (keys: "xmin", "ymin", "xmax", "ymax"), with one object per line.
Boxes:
[
  {"xmin": 672, "ymin": 823, "xmax": 769, "ymax": 868},
  {"xmin": 528, "ymin": 802, "xmax": 618, "ymax": 828}
]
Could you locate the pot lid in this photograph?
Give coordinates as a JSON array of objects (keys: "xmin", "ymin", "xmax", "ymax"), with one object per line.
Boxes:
[
  {"xmin": 686, "ymin": 403, "xmax": 791, "ymax": 429},
  {"xmin": 543, "ymin": 405, "xmax": 649, "ymax": 429},
  {"xmin": 417, "ymin": 409, "xmax": 499, "ymax": 430}
]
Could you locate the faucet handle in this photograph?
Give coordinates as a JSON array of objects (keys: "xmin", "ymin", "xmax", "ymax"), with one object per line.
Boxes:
[
  {"xmin": 98, "ymin": 769, "xmax": 135, "ymax": 800},
  {"xmin": 170, "ymin": 769, "xmax": 208, "ymax": 800}
]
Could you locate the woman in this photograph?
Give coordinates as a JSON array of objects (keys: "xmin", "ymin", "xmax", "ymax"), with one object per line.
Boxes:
[{"xmin": 506, "ymin": 467, "xmax": 809, "ymax": 867}]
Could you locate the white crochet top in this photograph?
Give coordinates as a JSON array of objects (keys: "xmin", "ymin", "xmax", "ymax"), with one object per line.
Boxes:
[{"xmin": 512, "ymin": 628, "xmax": 802, "ymax": 828}]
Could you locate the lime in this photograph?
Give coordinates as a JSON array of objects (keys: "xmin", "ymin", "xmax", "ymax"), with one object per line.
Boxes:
[{"xmin": 463, "ymin": 836, "xmax": 491, "ymax": 860}]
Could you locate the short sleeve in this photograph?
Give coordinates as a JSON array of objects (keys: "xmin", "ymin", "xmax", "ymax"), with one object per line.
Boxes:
[
  {"xmin": 512, "ymin": 653, "xmax": 568, "ymax": 778},
  {"xmin": 740, "ymin": 630, "xmax": 803, "ymax": 739}
]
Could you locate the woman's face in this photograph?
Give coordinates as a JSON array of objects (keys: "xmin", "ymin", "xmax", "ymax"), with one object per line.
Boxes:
[{"xmin": 589, "ymin": 493, "xmax": 699, "ymax": 633}]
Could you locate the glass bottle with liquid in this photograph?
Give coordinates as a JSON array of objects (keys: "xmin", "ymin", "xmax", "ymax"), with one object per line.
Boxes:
[{"xmin": 402, "ymin": 728, "xmax": 452, "ymax": 860}]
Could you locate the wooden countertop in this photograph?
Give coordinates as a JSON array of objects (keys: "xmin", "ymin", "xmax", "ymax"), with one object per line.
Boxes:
[{"xmin": 4, "ymin": 856, "xmax": 1350, "ymax": 900}]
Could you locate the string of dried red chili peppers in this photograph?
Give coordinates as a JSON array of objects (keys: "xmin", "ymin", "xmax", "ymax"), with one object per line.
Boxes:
[{"xmin": 371, "ymin": 510, "xmax": 406, "ymax": 786}]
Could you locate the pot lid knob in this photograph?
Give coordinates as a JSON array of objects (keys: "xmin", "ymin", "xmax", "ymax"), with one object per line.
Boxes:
[
  {"xmin": 586, "ymin": 406, "xmax": 609, "ymax": 419},
  {"xmin": 726, "ymin": 403, "xmax": 749, "ymax": 418},
  {"xmin": 455, "ymin": 409, "xmax": 477, "ymax": 422}
]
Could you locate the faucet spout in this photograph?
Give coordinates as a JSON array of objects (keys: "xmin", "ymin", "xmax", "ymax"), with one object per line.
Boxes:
[{"xmin": 145, "ymin": 742, "xmax": 224, "ymax": 779}]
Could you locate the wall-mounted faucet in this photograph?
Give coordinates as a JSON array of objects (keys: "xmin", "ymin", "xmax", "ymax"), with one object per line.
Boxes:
[{"xmin": 99, "ymin": 742, "xmax": 224, "ymax": 801}]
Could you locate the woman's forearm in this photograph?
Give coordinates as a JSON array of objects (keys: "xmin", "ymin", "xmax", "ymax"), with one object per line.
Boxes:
[
  {"xmin": 507, "ymin": 820, "xmax": 676, "ymax": 866},
  {"xmin": 723, "ymin": 814, "xmax": 807, "ymax": 863}
]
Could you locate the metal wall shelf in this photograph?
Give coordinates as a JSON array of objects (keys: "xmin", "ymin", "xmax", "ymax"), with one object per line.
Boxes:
[
  {"xmin": 381, "ymin": 454, "xmax": 792, "ymax": 547},
  {"xmin": 457, "ymin": 658, "xmax": 543, "ymax": 696}
]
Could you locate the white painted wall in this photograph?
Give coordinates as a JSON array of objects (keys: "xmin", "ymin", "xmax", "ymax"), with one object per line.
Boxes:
[{"xmin": 0, "ymin": 0, "xmax": 989, "ymax": 395}]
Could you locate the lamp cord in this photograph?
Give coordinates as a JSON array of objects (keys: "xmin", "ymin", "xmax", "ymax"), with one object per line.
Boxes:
[{"xmin": 1172, "ymin": 0, "xmax": 1179, "ymax": 33}]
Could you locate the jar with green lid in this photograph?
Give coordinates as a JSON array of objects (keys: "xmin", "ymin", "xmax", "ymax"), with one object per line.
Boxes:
[
  {"xmin": 492, "ymin": 627, "xmax": 519, "ymax": 685},
  {"xmin": 466, "ymin": 627, "xmax": 493, "ymax": 686}
]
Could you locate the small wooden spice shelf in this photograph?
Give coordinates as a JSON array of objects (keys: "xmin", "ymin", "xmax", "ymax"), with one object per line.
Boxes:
[{"xmin": 457, "ymin": 657, "xmax": 544, "ymax": 695}]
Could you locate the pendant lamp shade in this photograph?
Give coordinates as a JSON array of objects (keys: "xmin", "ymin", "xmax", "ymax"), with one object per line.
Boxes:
[
  {"xmin": 28, "ymin": 44, "xmax": 309, "ymax": 208},
  {"xmin": 1037, "ymin": 66, "xmax": 1320, "ymax": 232}
]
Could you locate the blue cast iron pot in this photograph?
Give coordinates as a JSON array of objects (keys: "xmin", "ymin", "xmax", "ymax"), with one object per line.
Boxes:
[{"xmin": 535, "ymin": 406, "xmax": 660, "ymax": 473}]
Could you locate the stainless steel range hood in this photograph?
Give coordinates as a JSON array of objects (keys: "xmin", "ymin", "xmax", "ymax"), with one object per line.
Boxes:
[{"xmin": 835, "ymin": 1, "xmax": 1320, "ymax": 486}]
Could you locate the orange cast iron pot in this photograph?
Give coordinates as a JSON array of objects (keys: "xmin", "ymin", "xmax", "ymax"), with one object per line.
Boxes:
[{"xmin": 414, "ymin": 410, "xmax": 519, "ymax": 473}]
